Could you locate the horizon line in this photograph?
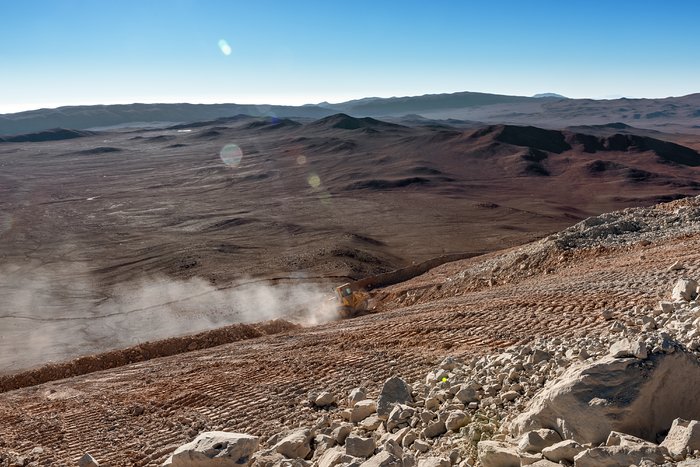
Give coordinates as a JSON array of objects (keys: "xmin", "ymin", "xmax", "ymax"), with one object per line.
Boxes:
[{"xmin": 4, "ymin": 89, "xmax": 700, "ymax": 116}]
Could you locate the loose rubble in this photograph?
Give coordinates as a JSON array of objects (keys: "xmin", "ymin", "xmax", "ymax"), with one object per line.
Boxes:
[{"xmin": 158, "ymin": 268, "xmax": 700, "ymax": 466}]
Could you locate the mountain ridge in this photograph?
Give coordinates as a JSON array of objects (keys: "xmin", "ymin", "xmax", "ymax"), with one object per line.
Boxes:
[{"xmin": 2, "ymin": 91, "xmax": 699, "ymax": 136}]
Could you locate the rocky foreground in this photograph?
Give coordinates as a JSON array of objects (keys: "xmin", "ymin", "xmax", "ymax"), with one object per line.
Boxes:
[
  {"xmin": 6, "ymin": 196, "xmax": 700, "ymax": 466},
  {"xmin": 149, "ymin": 272, "xmax": 700, "ymax": 467}
]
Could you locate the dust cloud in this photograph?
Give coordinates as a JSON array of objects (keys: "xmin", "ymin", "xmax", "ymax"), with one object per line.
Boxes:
[{"xmin": 0, "ymin": 262, "xmax": 338, "ymax": 373}]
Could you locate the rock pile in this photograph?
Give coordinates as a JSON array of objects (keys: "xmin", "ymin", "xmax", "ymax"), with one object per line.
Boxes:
[
  {"xmin": 156, "ymin": 269, "xmax": 700, "ymax": 466},
  {"xmin": 430, "ymin": 196, "xmax": 700, "ymax": 298}
]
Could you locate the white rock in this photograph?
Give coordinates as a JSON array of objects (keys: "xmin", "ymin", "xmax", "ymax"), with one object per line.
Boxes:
[
  {"xmin": 417, "ymin": 457, "xmax": 450, "ymax": 467},
  {"xmin": 315, "ymin": 435, "xmax": 336, "ymax": 455},
  {"xmin": 386, "ymin": 404, "xmax": 414, "ymax": 431},
  {"xmin": 318, "ymin": 447, "xmax": 344, "ymax": 467},
  {"xmin": 164, "ymin": 432, "xmax": 259, "ymax": 467},
  {"xmin": 517, "ymin": 429, "xmax": 562, "ymax": 454},
  {"xmin": 660, "ymin": 418, "xmax": 700, "ymax": 459},
  {"xmin": 672, "ymin": 278, "xmax": 699, "ymax": 302},
  {"xmin": 510, "ymin": 352, "xmax": 700, "ymax": 444},
  {"xmin": 401, "ymin": 430, "xmax": 417, "ymax": 448},
  {"xmin": 669, "ymin": 261, "xmax": 685, "ymax": 271},
  {"xmin": 540, "ymin": 439, "xmax": 584, "ymax": 463},
  {"xmin": 349, "ymin": 388, "xmax": 367, "ymax": 406},
  {"xmin": 609, "ymin": 338, "xmax": 647, "ymax": 359},
  {"xmin": 445, "ymin": 411, "xmax": 470, "ymax": 432},
  {"xmin": 345, "ymin": 435, "xmax": 376, "ymax": 458},
  {"xmin": 352, "ymin": 400, "xmax": 378, "ymax": 423},
  {"xmin": 477, "ymin": 440, "xmax": 520, "ymax": 467},
  {"xmin": 315, "ymin": 392, "xmax": 337, "ymax": 407},
  {"xmin": 605, "ymin": 431, "xmax": 657, "ymax": 447},
  {"xmin": 454, "ymin": 386, "xmax": 478, "ymax": 404},
  {"xmin": 518, "ymin": 452, "xmax": 543, "ymax": 465},
  {"xmin": 529, "ymin": 460, "xmax": 559, "ymax": 467},
  {"xmin": 359, "ymin": 451, "xmax": 401, "ymax": 467},
  {"xmin": 424, "ymin": 397, "xmax": 440, "ymax": 411},
  {"xmin": 382, "ymin": 439, "xmax": 403, "ymax": 459},
  {"xmin": 440, "ymin": 357, "xmax": 459, "ymax": 371},
  {"xmin": 572, "ymin": 445, "xmax": 667, "ymax": 467},
  {"xmin": 273, "ymin": 429, "xmax": 313, "ymax": 459},
  {"xmin": 331, "ymin": 423, "xmax": 353, "ymax": 445},
  {"xmin": 360, "ymin": 415, "xmax": 383, "ymax": 431}
]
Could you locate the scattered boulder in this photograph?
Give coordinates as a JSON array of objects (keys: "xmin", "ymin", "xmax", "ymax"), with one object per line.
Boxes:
[
  {"xmin": 359, "ymin": 450, "xmax": 401, "ymax": 467},
  {"xmin": 540, "ymin": 439, "xmax": 584, "ymax": 463},
  {"xmin": 422, "ymin": 420, "xmax": 447, "ymax": 438},
  {"xmin": 517, "ymin": 429, "xmax": 562, "ymax": 454},
  {"xmin": 660, "ymin": 418, "xmax": 700, "ymax": 459},
  {"xmin": 454, "ymin": 386, "xmax": 478, "ymax": 404},
  {"xmin": 349, "ymin": 388, "xmax": 367, "ymax": 406},
  {"xmin": 360, "ymin": 415, "xmax": 383, "ymax": 431},
  {"xmin": 510, "ymin": 351, "xmax": 700, "ymax": 444},
  {"xmin": 416, "ymin": 457, "xmax": 450, "ymax": 467},
  {"xmin": 164, "ymin": 432, "xmax": 259, "ymax": 466},
  {"xmin": 412, "ymin": 440, "xmax": 430, "ymax": 453},
  {"xmin": 609, "ymin": 338, "xmax": 647, "ymax": 359},
  {"xmin": 331, "ymin": 423, "xmax": 353, "ymax": 445},
  {"xmin": 477, "ymin": 440, "xmax": 520, "ymax": 467},
  {"xmin": 314, "ymin": 392, "xmax": 337, "ymax": 407},
  {"xmin": 572, "ymin": 444, "xmax": 667, "ymax": 467},
  {"xmin": 445, "ymin": 411, "xmax": 470, "ymax": 432},
  {"xmin": 530, "ymin": 461, "xmax": 560, "ymax": 467},
  {"xmin": 352, "ymin": 400, "xmax": 378, "ymax": 423},
  {"xmin": 672, "ymin": 278, "xmax": 698, "ymax": 302},
  {"xmin": 273, "ymin": 429, "xmax": 313, "ymax": 459},
  {"xmin": 377, "ymin": 377, "xmax": 413, "ymax": 419},
  {"xmin": 439, "ymin": 357, "xmax": 458, "ymax": 371},
  {"xmin": 345, "ymin": 434, "xmax": 376, "ymax": 458},
  {"xmin": 606, "ymin": 431, "xmax": 658, "ymax": 447},
  {"xmin": 317, "ymin": 447, "xmax": 344, "ymax": 467},
  {"xmin": 386, "ymin": 404, "xmax": 414, "ymax": 431}
]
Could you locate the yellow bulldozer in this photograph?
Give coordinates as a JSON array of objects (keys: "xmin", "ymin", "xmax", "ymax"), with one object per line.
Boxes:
[{"xmin": 334, "ymin": 282, "xmax": 370, "ymax": 318}]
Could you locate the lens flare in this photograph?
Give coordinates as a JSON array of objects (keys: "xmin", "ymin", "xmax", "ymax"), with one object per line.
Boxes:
[
  {"xmin": 220, "ymin": 144, "xmax": 243, "ymax": 167},
  {"xmin": 307, "ymin": 173, "xmax": 321, "ymax": 188},
  {"xmin": 296, "ymin": 155, "xmax": 307, "ymax": 165},
  {"xmin": 218, "ymin": 39, "xmax": 232, "ymax": 56}
]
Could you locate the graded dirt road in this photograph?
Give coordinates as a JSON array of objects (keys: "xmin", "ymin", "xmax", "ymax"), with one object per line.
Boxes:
[{"xmin": 1, "ymin": 215, "xmax": 697, "ymax": 465}]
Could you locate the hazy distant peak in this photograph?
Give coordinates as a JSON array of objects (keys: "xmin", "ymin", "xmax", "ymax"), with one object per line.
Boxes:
[
  {"xmin": 309, "ymin": 113, "xmax": 405, "ymax": 130},
  {"xmin": 532, "ymin": 93, "xmax": 568, "ymax": 99}
]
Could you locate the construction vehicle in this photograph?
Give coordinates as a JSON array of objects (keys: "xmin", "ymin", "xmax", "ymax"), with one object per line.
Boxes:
[{"xmin": 334, "ymin": 282, "xmax": 369, "ymax": 318}]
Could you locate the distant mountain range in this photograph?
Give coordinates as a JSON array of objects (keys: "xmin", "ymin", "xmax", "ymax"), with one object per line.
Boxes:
[
  {"xmin": 1, "ymin": 90, "xmax": 699, "ymax": 136},
  {"xmin": 532, "ymin": 93, "xmax": 568, "ymax": 99}
]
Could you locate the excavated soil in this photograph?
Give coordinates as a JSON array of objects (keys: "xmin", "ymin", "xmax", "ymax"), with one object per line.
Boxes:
[{"xmin": 2, "ymin": 223, "xmax": 698, "ymax": 465}]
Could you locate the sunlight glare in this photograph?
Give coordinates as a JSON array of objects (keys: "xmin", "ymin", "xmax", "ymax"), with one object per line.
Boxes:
[{"xmin": 218, "ymin": 39, "xmax": 232, "ymax": 56}]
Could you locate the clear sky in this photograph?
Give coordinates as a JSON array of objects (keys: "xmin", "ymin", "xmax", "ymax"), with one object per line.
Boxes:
[{"xmin": 1, "ymin": 0, "xmax": 699, "ymax": 113}]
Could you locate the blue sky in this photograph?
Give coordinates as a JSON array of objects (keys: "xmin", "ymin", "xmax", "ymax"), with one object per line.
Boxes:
[{"xmin": 1, "ymin": 0, "xmax": 699, "ymax": 113}]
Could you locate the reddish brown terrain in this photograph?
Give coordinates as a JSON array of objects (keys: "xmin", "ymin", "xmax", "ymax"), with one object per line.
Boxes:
[
  {"xmin": 1, "ymin": 115, "xmax": 700, "ymax": 373},
  {"xmin": 2, "ymin": 196, "xmax": 700, "ymax": 465},
  {"xmin": 2, "ymin": 107, "xmax": 700, "ymax": 465}
]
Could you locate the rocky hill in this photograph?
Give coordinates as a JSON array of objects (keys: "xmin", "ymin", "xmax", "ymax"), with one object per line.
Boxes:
[{"xmin": 4, "ymin": 196, "xmax": 700, "ymax": 465}]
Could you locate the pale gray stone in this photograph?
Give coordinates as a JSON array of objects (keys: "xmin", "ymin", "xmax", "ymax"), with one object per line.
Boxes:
[
  {"xmin": 477, "ymin": 441, "xmax": 520, "ymax": 467},
  {"xmin": 345, "ymin": 435, "xmax": 376, "ymax": 458},
  {"xmin": 164, "ymin": 432, "xmax": 259, "ymax": 466}
]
